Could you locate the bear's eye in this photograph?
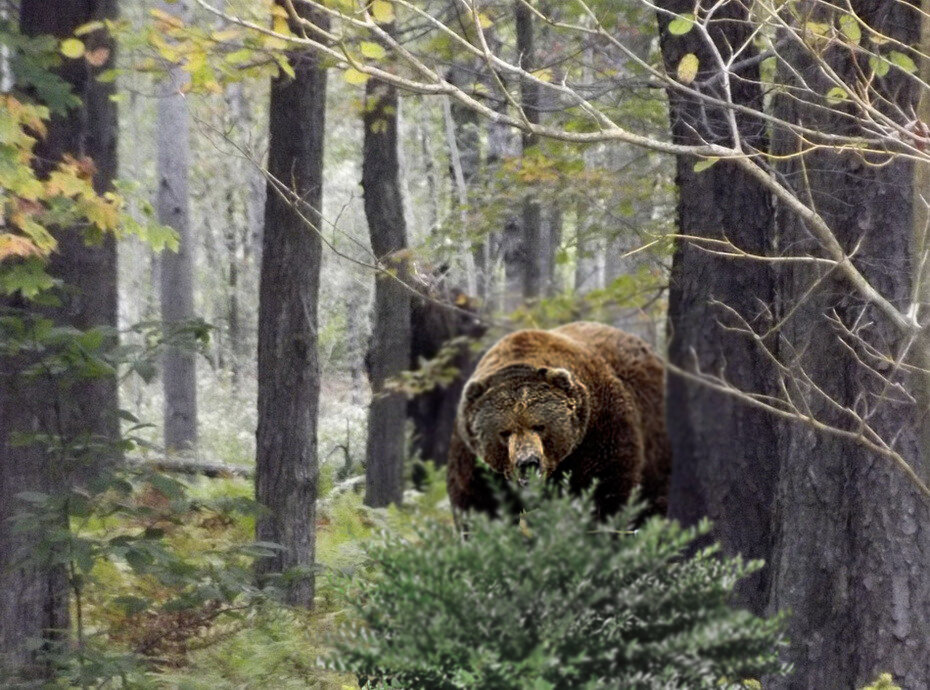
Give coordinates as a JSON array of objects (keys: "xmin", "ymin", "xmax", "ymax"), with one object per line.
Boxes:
[
  {"xmin": 499, "ymin": 430, "xmax": 512, "ymax": 440},
  {"xmin": 531, "ymin": 424, "xmax": 545, "ymax": 433}
]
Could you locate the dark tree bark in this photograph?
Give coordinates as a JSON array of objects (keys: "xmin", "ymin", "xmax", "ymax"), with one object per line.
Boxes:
[
  {"xmin": 408, "ymin": 275, "xmax": 485, "ymax": 473},
  {"xmin": 156, "ymin": 0, "xmax": 198, "ymax": 453},
  {"xmin": 0, "ymin": 0, "xmax": 118, "ymax": 676},
  {"xmin": 254, "ymin": 2, "xmax": 328, "ymax": 608},
  {"xmin": 768, "ymin": 3, "xmax": 930, "ymax": 686},
  {"xmin": 656, "ymin": 1, "xmax": 779, "ymax": 614},
  {"xmin": 514, "ymin": 1, "xmax": 542, "ymax": 301},
  {"xmin": 362, "ymin": 73, "xmax": 411, "ymax": 508}
]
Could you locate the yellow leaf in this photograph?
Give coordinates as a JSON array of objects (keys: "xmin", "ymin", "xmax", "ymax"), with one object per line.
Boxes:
[
  {"xmin": 11, "ymin": 213, "xmax": 55, "ymax": 251},
  {"xmin": 476, "ymin": 12, "xmax": 492, "ymax": 29},
  {"xmin": 0, "ymin": 234, "xmax": 43, "ymax": 261},
  {"xmin": 344, "ymin": 67, "xmax": 369, "ymax": 85},
  {"xmin": 677, "ymin": 52, "xmax": 699, "ymax": 84},
  {"xmin": 273, "ymin": 15, "xmax": 293, "ymax": 37},
  {"xmin": 150, "ymin": 7, "xmax": 185, "ymax": 30},
  {"xmin": 360, "ymin": 41, "xmax": 386, "ymax": 59},
  {"xmin": 60, "ymin": 38, "xmax": 85, "ymax": 59},
  {"xmin": 371, "ymin": 0, "xmax": 394, "ymax": 23},
  {"xmin": 75, "ymin": 21, "xmax": 105, "ymax": 36},
  {"xmin": 211, "ymin": 28, "xmax": 241, "ymax": 42},
  {"xmin": 532, "ymin": 68, "xmax": 553, "ymax": 82}
]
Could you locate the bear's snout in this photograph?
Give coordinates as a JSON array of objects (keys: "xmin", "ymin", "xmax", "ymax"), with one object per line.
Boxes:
[{"xmin": 508, "ymin": 432, "xmax": 546, "ymax": 483}]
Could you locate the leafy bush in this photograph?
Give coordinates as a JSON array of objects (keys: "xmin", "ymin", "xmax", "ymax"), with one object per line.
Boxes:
[{"xmin": 328, "ymin": 480, "xmax": 788, "ymax": 689}]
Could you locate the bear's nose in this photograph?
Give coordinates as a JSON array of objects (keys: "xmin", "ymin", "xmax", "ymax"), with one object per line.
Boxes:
[
  {"xmin": 515, "ymin": 455, "xmax": 542, "ymax": 486},
  {"xmin": 517, "ymin": 455, "xmax": 541, "ymax": 470}
]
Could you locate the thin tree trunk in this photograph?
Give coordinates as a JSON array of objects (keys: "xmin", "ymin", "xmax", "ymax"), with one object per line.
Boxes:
[
  {"xmin": 224, "ymin": 185, "xmax": 242, "ymax": 386},
  {"xmin": 446, "ymin": 62, "xmax": 485, "ymax": 297},
  {"xmin": 254, "ymin": 2, "xmax": 328, "ymax": 608},
  {"xmin": 156, "ymin": 0, "xmax": 198, "ymax": 453},
  {"xmin": 0, "ymin": 0, "xmax": 118, "ymax": 676},
  {"xmin": 483, "ymin": 29, "xmax": 519, "ymax": 310},
  {"xmin": 515, "ymin": 1, "xmax": 542, "ymax": 301},
  {"xmin": 656, "ymin": 1, "xmax": 778, "ymax": 615},
  {"xmin": 768, "ymin": 3, "xmax": 930, "ymax": 686},
  {"xmin": 912, "ymin": 5, "xmax": 930, "ymax": 473},
  {"xmin": 543, "ymin": 206, "xmax": 562, "ymax": 296},
  {"xmin": 362, "ymin": 74, "xmax": 411, "ymax": 508},
  {"xmin": 574, "ymin": 199, "xmax": 603, "ymax": 294}
]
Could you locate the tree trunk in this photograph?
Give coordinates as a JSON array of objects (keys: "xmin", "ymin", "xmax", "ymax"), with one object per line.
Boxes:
[
  {"xmin": 656, "ymin": 1, "xmax": 778, "ymax": 615},
  {"xmin": 768, "ymin": 3, "xmax": 930, "ymax": 686},
  {"xmin": 363, "ymin": 74, "xmax": 411, "ymax": 508},
  {"xmin": 542, "ymin": 205, "xmax": 562, "ymax": 296},
  {"xmin": 484, "ymin": 29, "xmax": 521, "ymax": 311},
  {"xmin": 156, "ymin": 0, "xmax": 198, "ymax": 453},
  {"xmin": 254, "ymin": 2, "xmax": 327, "ymax": 608},
  {"xmin": 446, "ymin": 62, "xmax": 485, "ymax": 297},
  {"xmin": 0, "ymin": 0, "xmax": 118, "ymax": 676},
  {"xmin": 514, "ymin": 1, "xmax": 542, "ymax": 301},
  {"xmin": 408, "ymin": 275, "xmax": 485, "ymax": 472}
]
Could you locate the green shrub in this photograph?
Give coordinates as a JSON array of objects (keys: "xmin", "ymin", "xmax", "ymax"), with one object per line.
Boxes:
[{"xmin": 328, "ymin": 480, "xmax": 787, "ymax": 689}]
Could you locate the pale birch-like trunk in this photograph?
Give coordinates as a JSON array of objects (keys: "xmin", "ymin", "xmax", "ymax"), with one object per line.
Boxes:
[{"xmin": 156, "ymin": 0, "xmax": 198, "ymax": 453}]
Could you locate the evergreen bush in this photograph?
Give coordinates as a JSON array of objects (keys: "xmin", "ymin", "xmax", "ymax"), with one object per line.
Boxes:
[{"xmin": 328, "ymin": 480, "xmax": 788, "ymax": 689}]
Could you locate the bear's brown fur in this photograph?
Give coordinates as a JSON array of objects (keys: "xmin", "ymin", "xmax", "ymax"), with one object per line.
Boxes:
[{"xmin": 447, "ymin": 321, "xmax": 670, "ymax": 520}]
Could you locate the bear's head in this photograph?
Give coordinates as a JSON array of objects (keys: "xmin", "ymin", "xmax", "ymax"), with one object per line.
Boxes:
[{"xmin": 459, "ymin": 364, "xmax": 590, "ymax": 483}]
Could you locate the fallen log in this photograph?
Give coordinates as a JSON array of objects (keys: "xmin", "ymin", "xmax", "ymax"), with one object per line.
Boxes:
[{"xmin": 125, "ymin": 456, "xmax": 254, "ymax": 479}]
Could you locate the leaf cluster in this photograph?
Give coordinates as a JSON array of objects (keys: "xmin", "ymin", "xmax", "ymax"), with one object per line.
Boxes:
[{"xmin": 327, "ymin": 481, "xmax": 789, "ymax": 689}]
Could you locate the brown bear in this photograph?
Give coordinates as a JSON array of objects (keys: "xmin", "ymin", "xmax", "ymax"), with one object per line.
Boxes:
[{"xmin": 447, "ymin": 321, "xmax": 670, "ymax": 521}]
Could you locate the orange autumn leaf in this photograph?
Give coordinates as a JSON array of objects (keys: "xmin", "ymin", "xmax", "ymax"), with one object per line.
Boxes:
[
  {"xmin": 0, "ymin": 233, "xmax": 42, "ymax": 260},
  {"xmin": 85, "ymin": 47, "xmax": 111, "ymax": 67}
]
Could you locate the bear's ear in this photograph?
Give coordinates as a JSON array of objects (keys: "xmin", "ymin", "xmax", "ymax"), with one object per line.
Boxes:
[
  {"xmin": 462, "ymin": 377, "xmax": 489, "ymax": 407},
  {"xmin": 540, "ymin": 367, "xmax": 590, "ymax": 429},
  {"xmin": 540, "ymin": 367, "xmax": 576, "ymax": 394}
]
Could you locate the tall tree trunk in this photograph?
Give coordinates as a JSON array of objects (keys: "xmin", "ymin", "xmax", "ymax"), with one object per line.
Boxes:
[
  {"xmin": 484, "ymin": 29, "xmax": 520, "ymax": 311},
  {"xmin": 254, "ymin": 2, "xmax": 327, "ymax": 608},
  {"xmin": 656, "ymin": 1, "xmax": 778, "ymax": 614},
  {"xmin": 363, "ymin": 74, "xmax": 411, "ymax": 508},
  {"xmin": 514, "ymin": 1, "xmax": 542, "ymax": 301},
  {"xmin": 574, "ymin": 200, "xmax": 603, "ymax": 294},
  {"xmin": 408, "ymin": 276, "xmax": 485, "ymax": 471},
  {"xmin": 913, "ymin": 3, "xmax": 930, "ymax": 470},
  {"xmin": 156, "ymin": 0, "xmax": 198, "ymax": 453},
  {"xmin": 446, "ymin": 62, "xmax": 484, "ymax": 297},
  {"xmin": 542, "ymin": 206, "xmax": 562, "ymax": 296},
  {"xmin": 768, "ymin": 3, "xmax": 930, "ymax": 686},
  {"xmin": 0, "ymin": 0, "xmax": 118, "ymax": 676}
]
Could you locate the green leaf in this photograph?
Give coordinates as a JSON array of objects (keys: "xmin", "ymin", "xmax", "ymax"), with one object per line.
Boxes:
[
  {"xmin": 360, "ymin": 41, "xmax": 386, "ymax": 60},
  {"xmin": 0, "ymin": 259, "xmax": 56, "ymax": 298},
  {"xmin": 838, "ymin": 14, "xmax": 861, "ymax": 44},
  {"xmin": 370, "ymin": 0, "xmax": 394, "ymax": 23},
  {"xmin": 888, "ymin": 51, "xmax": 917, "ymax": 74},
  {"xmin": 804, "ymin": 21, "xmax": 831, "ymax": 37},
  {"xmin": 870, "ymin": 55, "xmax": 890, "ymax": 78},
  {"xmin": 60, "ymin": 38, "xmax": 85, "ymax": 59},
  {"xmin": 668, "ymin": 14, "xmax": 694, "ymax": 35},
  {"xmin": 275, "ymin": 54, "xmax": 295, "ymax": 79},
  {"xmin": 826, "ymin": 86, "xmax": 848, "ymax": 104},
  {"xmin": 693, "ymin": 157, "xmax": 719, "ymax": 172},
  {"xmin": 677, "ymin": 53, "xmax": 699, "ymax": 84},
  {"xmin": 344, "ymin": 67, "xmax": 368, "ymax": 85}
]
